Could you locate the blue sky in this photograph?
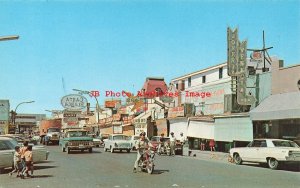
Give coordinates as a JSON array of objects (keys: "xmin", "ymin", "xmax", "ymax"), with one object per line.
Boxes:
[{"xmin": 0, "ymin": 0, "xmax": 299, "ymax": 115}]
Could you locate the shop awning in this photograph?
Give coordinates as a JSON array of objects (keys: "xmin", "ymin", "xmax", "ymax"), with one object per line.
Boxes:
[
  {"xmin": 250, "ymin": 92, "xmax": 300, "ymax": 121},
  {"xmin": 187, "ymin": 120, "xmax": 214, "ymax": 139},
  {"xmin": 169, "ymin": 117, "xmax": 188, "ymax": 138}
]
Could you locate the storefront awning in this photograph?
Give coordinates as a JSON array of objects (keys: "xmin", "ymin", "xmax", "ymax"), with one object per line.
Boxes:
[
  {"xmin": 250, "ymin": 92, "xmax": 300, "ymax": 121},
  {"xmin": 187, "ymin": 120, "xmax": 214, "ymax": 139},
  {"xmin": 169, "ymin": 117, "xmax": 188, "ymax": 138}
]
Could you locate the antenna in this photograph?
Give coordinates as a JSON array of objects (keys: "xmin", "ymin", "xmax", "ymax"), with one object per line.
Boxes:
[
  {"xmin": 247, "ymin": 30, "xmax": 273, "ymax": 72},
  {"xmin": 62, "ymin": 77, "xmax": 67, "ymax": 94}
]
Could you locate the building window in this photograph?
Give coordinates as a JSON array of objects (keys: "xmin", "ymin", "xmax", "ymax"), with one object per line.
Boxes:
[
  {"xmin": 188, "ymin": 77, "xmax": 191, "ymax": 87},
  {"xmin": 219, "ymin": 67, "xmax": 223, "ymax": 79},
  {"xmin": 202, "ymin": 76, "xmax": 206, "ymax": 83},
  {"xmin": 176, "ymin": 83, "xmax": 178, "ymax": 89}
]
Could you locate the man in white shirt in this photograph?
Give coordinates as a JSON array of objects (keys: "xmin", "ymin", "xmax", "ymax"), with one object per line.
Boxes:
[{"xmin": 169, "ymin": 132, "xmax": 177, "ymax": 156}]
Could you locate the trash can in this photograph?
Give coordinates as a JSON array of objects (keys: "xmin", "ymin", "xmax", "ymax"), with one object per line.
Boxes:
[{"xmin": 182, "ymin": 141, "xmax": 189, "ymax": 156}]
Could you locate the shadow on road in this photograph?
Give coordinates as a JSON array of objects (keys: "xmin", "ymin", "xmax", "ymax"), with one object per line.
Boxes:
[
  {"xmin": 152, "ymin": 169, "xmax": 170, "ymax": 175},
  {"xmin": 26, "ymin": 175, "xmax": 53, "ymax": 179},
  {"xmin": 34, "ymin": 165, "xmax": 58, "ymax": 170},
  {"xmin": 241, "ymin": 162, "xmax": 300, "ymax": 172}
]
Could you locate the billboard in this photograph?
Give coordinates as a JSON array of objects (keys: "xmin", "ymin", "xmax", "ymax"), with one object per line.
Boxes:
[{"xmin": 105, "ymin": 100, "xmax": 121, "ymax": 108}]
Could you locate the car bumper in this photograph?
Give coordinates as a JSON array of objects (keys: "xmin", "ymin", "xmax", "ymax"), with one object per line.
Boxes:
[
  {"xmin": 114, "ymin": 147, "xmax": 131, "ymax": 150},
  {"xmin": 68, "ymin": 145, "xmax": 94, "ymax": 150},
  {"xmin": 285, "ymin": 156, "xmax": 300, "ymax": 162}
]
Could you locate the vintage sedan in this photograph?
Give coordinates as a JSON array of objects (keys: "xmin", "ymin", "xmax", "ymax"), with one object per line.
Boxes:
[
  {"xmin": 59, "ymin": 129, "xmax": 94, "ymax": 154},
  {"xmin": 128, "ymin": 135, "xmax": 140, "ymax": 150},
  {"xmin": 230, "ymin": 139, "xmax": 300, "ymax": 169},
  {"xmin": 0, "ymin": 137, "xmax": 49, "ymax": 173},
  {"xmin": 104, "ymin": 134, "xmax": 132, "ymax": 153}
]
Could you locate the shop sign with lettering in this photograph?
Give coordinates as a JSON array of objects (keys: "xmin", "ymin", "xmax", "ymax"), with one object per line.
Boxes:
[{"xmin": 61, "ymin": 94, "xmax": 87, "ymax": 110}]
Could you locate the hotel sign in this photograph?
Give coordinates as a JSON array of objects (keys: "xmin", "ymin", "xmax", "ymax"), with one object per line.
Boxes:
[{"xmin": 61, "ymin": 94, "xmax": 87, "ymax": 110}]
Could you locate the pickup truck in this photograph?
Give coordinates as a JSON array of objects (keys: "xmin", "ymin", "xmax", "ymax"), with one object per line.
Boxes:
[{"xmin": 59, "ymin": 129, "xmax": 94, "ymax": 154}]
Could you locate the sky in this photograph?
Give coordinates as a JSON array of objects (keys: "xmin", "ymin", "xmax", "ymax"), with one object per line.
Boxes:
[{"xmin": 0, "ymin": 0, "xmax": 299, "ymax": 116}]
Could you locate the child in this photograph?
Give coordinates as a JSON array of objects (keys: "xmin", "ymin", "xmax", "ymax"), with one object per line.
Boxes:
[
  {"xmin": 21, "ymin": 145, "xmax": 34, "ymax": 179},
  {"xmin": 20, "ymin": 141, "xmax": 29, "ymax": 177},
  {"xmin": 8, "ymin": 146, "xmax": 21, "ymax": 177}
]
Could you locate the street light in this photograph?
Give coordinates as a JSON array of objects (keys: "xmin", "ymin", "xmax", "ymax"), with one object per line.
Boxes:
[
  {"xmin": 0, "ymin": 35, "xmax": 19, "ymax": 41},
  {"xmin": 13, "ymin": 101, "xmax": 35, "ymax": 133},
  {"xmin": 73, "ymin": 89, "xmax": 100, "ymax": 133},
  {"xmin": 45, "ymin": 110, "xmax": 61, "ymax": 118}
]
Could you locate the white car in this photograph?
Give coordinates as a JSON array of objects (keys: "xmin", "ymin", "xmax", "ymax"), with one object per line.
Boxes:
[
  {"xmin": 128, "ymin": 135, "xmax": 140, "ymax": 150},
  {"xmin": 0, "ymin": 137, "xmax": 50, "ymax": 173},
  {"xmin": 104, "ymin": 134, "xmax": 132, "ymax": 153},
  {"xmin": 230, "ymin": 139, "xmax": 300, "ymax": 169}
]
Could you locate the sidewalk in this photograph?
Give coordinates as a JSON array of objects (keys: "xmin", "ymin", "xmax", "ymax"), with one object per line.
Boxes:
[{"xmin": 181, "ymin": 149, "xmax": 231, "ymax": 163}]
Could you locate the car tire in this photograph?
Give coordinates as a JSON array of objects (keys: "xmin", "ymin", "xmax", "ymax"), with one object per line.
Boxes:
[
  {"xmin": 233, "ymin": 153, "xmax": 242, "ymax": 165},
  {"xmin": 89, "ymin": 148, "xmax": 92, "ymax": 153},
  {"xmin": 62, "ymin": 147, "xmax": 66, "ymax": 152},
  {"xmin": 110, "ymin": 147, "xmax": 114, "ymax": 153},
  {"xmin": 267, "ymin": 158, "xmax": 279, "ymax": 170}
]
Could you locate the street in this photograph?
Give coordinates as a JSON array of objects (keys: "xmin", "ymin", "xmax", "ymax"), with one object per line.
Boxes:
[{"xmin": 1, "ymin": 146, "xmax": 300, "ymax": 188}]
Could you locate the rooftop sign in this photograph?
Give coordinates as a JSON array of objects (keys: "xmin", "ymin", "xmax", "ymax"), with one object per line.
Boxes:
[{"xmin": 61, "ymin": 94, "xmax": 87, "ymax": 110}]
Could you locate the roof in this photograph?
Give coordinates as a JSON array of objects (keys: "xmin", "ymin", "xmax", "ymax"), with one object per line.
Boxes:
[
  {"xmin": 171, "ymin": 62, "xmax": 227, "ymax": 82},
  {"xmin": 250, "ymin": 91, "xmax": 300, "ymax": 121},
  {"xmin": 142, "ymin": 79, "xmax": 168, "ymax": 94}
]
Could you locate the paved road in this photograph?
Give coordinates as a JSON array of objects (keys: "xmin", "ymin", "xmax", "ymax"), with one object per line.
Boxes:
[{"xmin": 0, "ymin": 146, "xmax": 299, "ymax": 188}]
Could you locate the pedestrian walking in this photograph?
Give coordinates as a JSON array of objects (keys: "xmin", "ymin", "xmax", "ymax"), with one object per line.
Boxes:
[
  {"xmin": 170, "ymin": 132, "xmax": 177, "ymax": 156},
  {"xmin": 8, "ymin": 146, "xmax": 22, "ymax": 177},
  {"xmin": 20, "ymin": 141, "xmax": 29, "ymax": 177},
  {"xmin": 209, "ymin": 139, "xmax": 215, "ymax": 152},
  {"xmin": 21, "ymin": 145, "xmax": 34, "ymax": 178}
]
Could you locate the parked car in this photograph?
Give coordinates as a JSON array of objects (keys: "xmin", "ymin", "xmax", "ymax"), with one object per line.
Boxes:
[
  {"xmin": 59, "ymin": 129, "xmax": 94, "ymax": 154},
  {"xmin": 0, "ymin": 137, "xmax": 49, "ymax": 173},
  {"xmin": 104, "ymin": 134, "xmax": 132, "ymax": 153},
  {"xmin": 128, "ymin": 135, "xmax": 140, "ymax": 150},
  {"xmin": 230, "ymin": 139, "xmax": 300, "ymax": 169},
  {"xmin": 0, "ymin": 134, "xmax": 37, "ymax": 146}
]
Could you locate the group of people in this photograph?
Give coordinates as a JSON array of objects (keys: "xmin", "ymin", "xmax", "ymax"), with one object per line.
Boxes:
[{"xmin": 9, "ymin": 141, "xmax": 34, "ymax": 179}]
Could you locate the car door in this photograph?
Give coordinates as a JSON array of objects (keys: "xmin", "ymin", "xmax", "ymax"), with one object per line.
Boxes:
[
  {"xmin": 255, "ymin": 140, "xmax": 268, "ymax": 162},
  {"xmin": 240, "ymin": 140, "xmax": 261, "ymax": 162},
  {"xmin": 0, "ymin": 140, "xmax": 14, "ymax": 168}
]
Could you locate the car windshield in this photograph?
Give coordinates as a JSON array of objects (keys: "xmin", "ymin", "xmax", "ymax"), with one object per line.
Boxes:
[
  {"xmin": 151, "ymin": 137, "xmax": 160, "ymax": 142},
  {"xmin": 68, "ymin": 131, "xmax": 87, "ymax": 137},
  {"xmin": 0, "ymin": 139, "xmax": 18, "ymax": 150},
  {"xmin": 48, "ymin": 128, "xmax": 60, "ymax": 133},
  {"xmin": 272, "ymin": 140, "xmax": 300, "ymax": 148},
  {"xmin": 113, "ymin": 135, "xmax": 128, "ymax": 140}
]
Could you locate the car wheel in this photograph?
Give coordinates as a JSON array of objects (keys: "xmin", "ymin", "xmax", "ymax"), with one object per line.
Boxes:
[
  {"xmin": 233, "ymin": 153, "xmax": 242, "ymax": 165},
  {"xmin": 110, "ymin": 147, "xmax": 114, "ymax": 153},
  {"xmin": 62, "ymin": 147, "xmax": 66, "ymax": 152},
  {"xmin": 89, "ymin": 148, "xmax": 92, "ymax": 153},
  {"xmin": 268, "ymin": 158, "xmax": 279, "ymax": 170}
]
